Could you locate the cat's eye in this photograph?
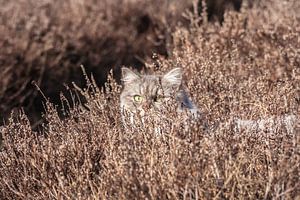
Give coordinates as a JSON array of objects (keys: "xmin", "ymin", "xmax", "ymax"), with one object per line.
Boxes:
[
  {"xmin": 153, "ymin": 95, "xmax": 162, "ymax": 102},
  {"xmin": 133, "ymin": 95, "xmax": 143, "ymax": 102}
]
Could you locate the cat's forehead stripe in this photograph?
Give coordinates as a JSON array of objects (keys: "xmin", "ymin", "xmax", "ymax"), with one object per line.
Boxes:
[
  {"xmin": 148, "ymin": 77, "xmax": 160, "ymax": 95},
  {"xmin": 137, "ymin": 76, "xmax": 157, "ymax": 95}
]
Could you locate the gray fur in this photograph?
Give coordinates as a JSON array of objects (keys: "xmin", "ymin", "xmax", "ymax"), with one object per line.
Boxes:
[
  {"xmin": 120, "ymin": 67, "xmax": 199, "ymax": 124},
  {"xmin": 235, "ymin": 114, "xmax": 298, "ymax": 134}
]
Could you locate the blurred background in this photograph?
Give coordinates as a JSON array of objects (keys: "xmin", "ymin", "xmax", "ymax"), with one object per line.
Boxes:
[{"xmin": 0, "ymin": 0, "xmax": 262, "ymax": 128}]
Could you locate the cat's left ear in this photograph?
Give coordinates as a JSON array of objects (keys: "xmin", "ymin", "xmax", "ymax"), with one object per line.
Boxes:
[
  {"xmin": 121, "ymin": 67, "xmax": 140, "ymax": 83},
  {"xmin": 162, "ymin": 68, "xmax": 182, "ymax": 87}
]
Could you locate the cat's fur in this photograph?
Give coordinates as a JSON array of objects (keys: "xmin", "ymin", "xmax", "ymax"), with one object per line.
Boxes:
[
  {"xmin": 235, "ymin": 114, "xmax": 297, "ymax": 134},
  {"xmin": 120, "ymin": 67, "xmax": 199, "ymax": 126}
]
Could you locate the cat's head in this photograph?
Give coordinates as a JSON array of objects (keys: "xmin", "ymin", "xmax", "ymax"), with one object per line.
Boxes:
[{"xmin": 120, "ymin": 67, "xmax": 182, "ymax": 115}]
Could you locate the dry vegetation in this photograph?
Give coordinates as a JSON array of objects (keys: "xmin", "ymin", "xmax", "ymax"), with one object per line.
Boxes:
[
  {"xmin": 0, "ymin": 0, "xmax": 191, "ymax": 125},
  {"xmin": 1, "ymin": 0, "xmax": 300, "ymax": 199}
]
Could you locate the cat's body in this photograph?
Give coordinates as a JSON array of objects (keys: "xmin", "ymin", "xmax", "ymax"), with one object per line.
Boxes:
[
  {"xmin": 235, "ymin": 114, "xmax": 298, "ymax": 134},
  {"xmin": 120, "ymin": 67, "xmax": 199, "ymax": 128}
]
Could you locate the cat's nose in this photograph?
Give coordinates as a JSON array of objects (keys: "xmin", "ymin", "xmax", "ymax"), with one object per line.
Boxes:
[{"xmin": 142, "ymin": 101, "xmax": 152, "ymax": 110}]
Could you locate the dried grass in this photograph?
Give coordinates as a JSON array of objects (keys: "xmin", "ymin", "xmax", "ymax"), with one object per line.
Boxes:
[
  {"xmin": 0, "ymin": 0, "xmax": 300, "ymax": 199},
  {"xmin": 0, "ymin": 0, "xmax": 192, "ymax": 124}
]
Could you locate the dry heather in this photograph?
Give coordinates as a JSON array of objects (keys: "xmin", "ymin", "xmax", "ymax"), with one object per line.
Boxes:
[
  {"xmin": 0, "ymin": 0, "xmax": 192, "ymax": 125},
  {"xmin": 1, "ymin": 0, "xmax": 300, "ymax": 199}
]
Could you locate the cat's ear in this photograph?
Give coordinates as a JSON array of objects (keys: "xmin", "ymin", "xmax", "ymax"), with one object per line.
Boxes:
[
  {"xmin": 121, "ymin": 67, "xmax": 140, "ymax": 83},
  {"xmin": 162, "ymin": 68, "xmax": 182, "ymax": 87}
]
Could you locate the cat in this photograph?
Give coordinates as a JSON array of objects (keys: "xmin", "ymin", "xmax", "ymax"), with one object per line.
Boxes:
[
  {"xmin": 120, "ymin": 67, "xmax": 298, "ymax": 135},
  {"xmin": 120, "ymin": 67, "xmax": 199, "ymax": 130},
  {"xmin": 234, "ymin": 114, "xmax": 298, "ymax": 134}
]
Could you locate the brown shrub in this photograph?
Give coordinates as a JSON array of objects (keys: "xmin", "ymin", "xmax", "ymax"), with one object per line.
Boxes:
[
  {"xmin": 0, "ymin": 0, "xmax": 192, "ymax": 125},
  {"xmin": 198, "ymin": 0, "xmax": 243, "ymax": 23},
  {"xmin": 0, "ymin": 0, "xmax": 300, "ymax": 199}
]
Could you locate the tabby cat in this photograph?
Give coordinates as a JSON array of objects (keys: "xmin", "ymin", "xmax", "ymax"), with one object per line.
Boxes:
[
  {"xmin": 120, "ymin": 67, "xmax": 199, "ymax": 126},
  {"xmin": 119, "ymin": 67, "xmax": 298, "ymax": 134}
]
